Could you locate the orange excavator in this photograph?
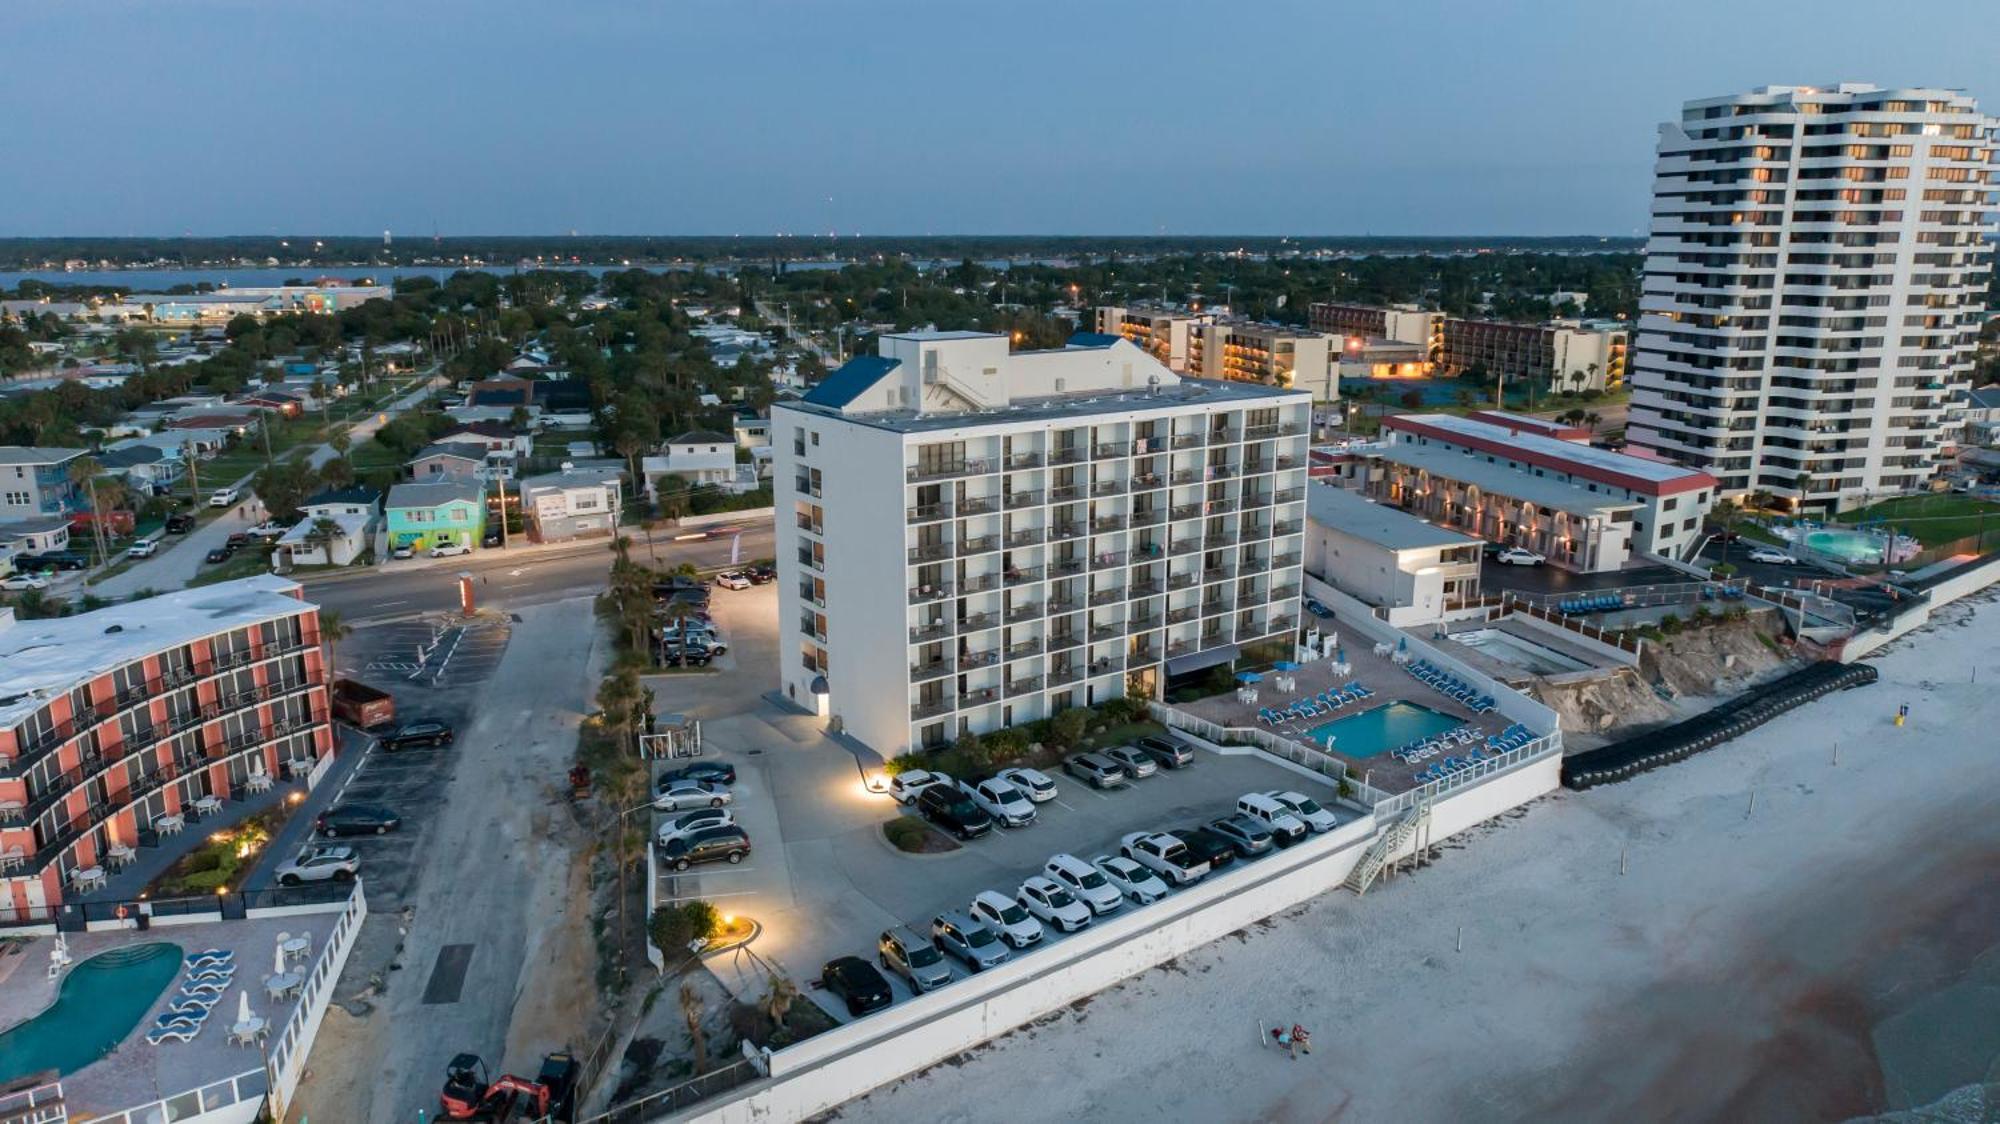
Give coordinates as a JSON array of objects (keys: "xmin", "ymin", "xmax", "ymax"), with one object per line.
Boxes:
[{"xmin": 440, "ymin": 1052, "xmax": 580, "ymax": 1122}]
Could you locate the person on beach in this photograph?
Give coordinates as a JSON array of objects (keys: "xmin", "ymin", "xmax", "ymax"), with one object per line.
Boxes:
[
  {"xmin": 1273, "ymin": 1025, "xmax": 1294, "ymax": 1058},
  {"xmin": 1291, "ymin": 1025, "xmax": 1312, "ymax": 1057}
]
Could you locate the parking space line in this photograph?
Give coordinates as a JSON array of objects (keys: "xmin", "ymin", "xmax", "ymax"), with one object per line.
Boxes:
[
  {"xmin": 1051, "ymin": 798, "xmax": 1080, "ymax": 813},
  {"xmin": 659, "ymin": 867, "xmax": 760, "ymax": 877},
  {"xmin": 654, "ymin": 890, "xmax": 760, "ymax": 903}
]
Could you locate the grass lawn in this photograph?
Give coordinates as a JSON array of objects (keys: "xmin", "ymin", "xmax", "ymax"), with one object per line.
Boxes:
[
  {"xmin": 148, "ymin": 806, "xmax": 291, "ymax": 896},
  {"xmin": 1838, "ymin": 495, "xmax": 2000, "ymax": 544}
]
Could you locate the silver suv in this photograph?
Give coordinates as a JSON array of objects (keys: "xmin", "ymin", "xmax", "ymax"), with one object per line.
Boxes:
[
  {"xmin": 931, "ymin": 911, "xmax": 1011, "ymax": 972},
  {"xmin": 878, "ymin": 926, "xmax": 953, "ymax": 991}
]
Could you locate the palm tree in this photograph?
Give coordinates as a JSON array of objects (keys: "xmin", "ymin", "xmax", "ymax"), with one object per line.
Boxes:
[
  {"xmin": 66, "ymin": 456, "xmax": 111, "ymax": 566},
  {"xmin": 317, "ymin": 608, "xmax": 353, "ymax": 680},
  {"xmin": 762, "ymin": 972, "xmax": 799, "ymax": 1033},
  {"xmin": 1710, "ymin": 497, "xmax": 1742, "ymax": 566},
  {"xmin": 305, "ymin": 516, "xmax": 343, "ymax": 563},
  {"xmin": 1583, "ymin": 411, "xmax": 1602, "ymax": 432}
]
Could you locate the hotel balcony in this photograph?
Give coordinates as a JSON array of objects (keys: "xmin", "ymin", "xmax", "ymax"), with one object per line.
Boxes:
[
  {"xmin": 911, "ymin": 698, "xmax": 954, "ymax": 721},
  {"xmin": 909, "ymin": 582, "xmax": 954, "ymax": 605},
  {"xmin": 911, "ymin": 657, "xmax": 956, "ymax": 683},
  {"xmin": 907, "ymin": 503, "xmax": 952, "ymax": 525},
  {"xmin": 906, "ymin": 458, "xmax": 992, "ymax": 483}
]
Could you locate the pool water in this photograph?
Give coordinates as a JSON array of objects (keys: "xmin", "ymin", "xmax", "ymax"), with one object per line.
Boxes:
[
  {"xmin": 1452, "ymin": 628, "xmax": 1590, "ymax": 675},
  {"xmin": 1802, "ymin": 529, "xmax": 1886, "ymax": 564},
  {"xmin": 0, "ymin": 941, "xmax": 182, "ymax": 1083},
  {"xmin": 1306, "ymin": 701, "xmax": 1462, "ymax": 759}
]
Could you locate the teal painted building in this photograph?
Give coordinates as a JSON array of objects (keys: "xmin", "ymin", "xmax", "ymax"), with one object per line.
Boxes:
[{"xmin": 384, "ymin": 480, "xmax": 486, "ymax": 552}]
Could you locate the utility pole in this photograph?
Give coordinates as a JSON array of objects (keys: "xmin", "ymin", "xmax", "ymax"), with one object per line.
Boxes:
[
  {"xmin": 259, "ymin": 411, "xmax": 275, "ymax": 468},
  {"xmin": 183, "ymin": 437, "xmax": 201, "ymax": 507},
  {"xmin": 495, "ymin": 472, "xmax": 510, "ymax": 549}
]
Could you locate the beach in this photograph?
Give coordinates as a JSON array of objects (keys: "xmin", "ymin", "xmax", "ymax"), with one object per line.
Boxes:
[{"xmin": 833, "ymin": 595, "xmax": 2000, "ymax": 1124}]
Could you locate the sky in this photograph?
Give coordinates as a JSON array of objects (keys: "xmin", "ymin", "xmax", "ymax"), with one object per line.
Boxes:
[{"xmin": 4, "ymin": 0, "xmax": 1997, "ymax": 238}]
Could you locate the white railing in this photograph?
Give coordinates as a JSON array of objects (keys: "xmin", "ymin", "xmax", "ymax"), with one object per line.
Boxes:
[
  {"xmin": 1370, "ymin": 734, "xmax": 1562, "ymax": 816},
  {"xmin": 265, "ymin": 879, "xmax": 368, "ymax": 1115},
  {"xmin": 90, "ymin": 1068, "xmax": 269, "ymax": 1124},
  {"xmin": 1145, "ymin": 703, "xmax": 1350, "ymax": 786}
]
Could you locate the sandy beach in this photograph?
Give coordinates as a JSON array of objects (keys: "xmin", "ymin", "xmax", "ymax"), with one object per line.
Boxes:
[{"xmin": 833, "ymin": 595, "xmax": 2000, "ymax": 1124}]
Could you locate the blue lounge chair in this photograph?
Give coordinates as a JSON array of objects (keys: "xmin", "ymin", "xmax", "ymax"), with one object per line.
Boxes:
[
  {"xmin": 186, "ymin": 949, "xmax": 232, "ymax": 967},
  {"xmin": 146, "ymin": 1021, "xmax": 202, "ymax": 1045}
]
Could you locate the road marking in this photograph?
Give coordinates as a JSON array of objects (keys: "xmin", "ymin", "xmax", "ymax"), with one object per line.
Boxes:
[
  {"xmin": 1051, "ymin": 798, "xmax": 1079, "ymax": 813},
  {"xmin": 654, "ymin": 890, "xmax": 760, "ymax": 903},
  {"xmin": 375, "ymin": 599, "xmax": 409, "ymax": 607}
]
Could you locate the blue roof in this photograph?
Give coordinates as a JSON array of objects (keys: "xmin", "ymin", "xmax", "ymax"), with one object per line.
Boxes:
[
  {"xmin": 802, "ymin": 355, "xmax": 900, "ymax": 408},
  {"xmin": 1067, "ymin": 332, "xmax": 1122, "ymax": 349}
]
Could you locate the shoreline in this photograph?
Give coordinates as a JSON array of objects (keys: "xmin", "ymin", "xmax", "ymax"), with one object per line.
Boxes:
[{"xmin": 836, "ymin": 594, "xmax": 2000, "ymax": 1124}]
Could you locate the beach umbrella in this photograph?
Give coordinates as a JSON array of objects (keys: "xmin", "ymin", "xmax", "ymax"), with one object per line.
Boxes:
[
  {"xmin": 237, "ymin": 988, "xmax": 254, "ymax": 1025},
  {"xmin": 1397, "ymin": 635, "xmax": 1408, "ymax": 652},
  {"xmin": 1336, "ymin": 647, "xmax": 1346, "ymax": 664},
  {"xmin": 1273, "ymin": 660, "xmax": 1300, "ymax": 672},
  {"xmin": 274, "ymin": 943, "xmax": 285, "ymax": 979},
  {"xmin": 1236, "ymin": 671, "xmax": 1263, "ymax": 684}
]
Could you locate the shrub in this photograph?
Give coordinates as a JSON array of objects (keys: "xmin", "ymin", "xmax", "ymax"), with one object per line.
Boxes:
[
  {"xmin": 882, "ymin": 753, "xmax": 923, "ymax": 777},
  {"xmin": 649, "ymin": 900, "xmax": 721, "ymax": 953},
  {"xmin": 985, "ymin": 727, "xmax": 1029, "ymax": 757},
  {"xmin": 1049, "ymin": 708, "xmax": 1089, "ymax": 748},
  {"xmin": 883, "ymin": 818, "xmax": 930, "ymax": 852},
  {"xmin": 1336, "ymin": 777, "xmax": 1355, "ymax": 800},
  {"xmin": 1659, "ymin": 612, "xmax": 1682, "ymax": 634},
  {"xmin": 1710, "ymin": 562, "xmax": 1738, "ymax": 578},
  {"xmin": 1691, "ymin": 605, "xmax": 1713, "ymax": 624}
]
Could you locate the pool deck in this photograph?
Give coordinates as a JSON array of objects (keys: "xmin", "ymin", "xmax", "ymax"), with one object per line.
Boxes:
[
  {"xmin": 1175, "ymin": 639, "xmax": 1514, "ymax": 793},
  {"xmin": 0, "ymin": 917, "xmax": 314, "ymax": 1116},
  {"xmin": 1434, "ymin": 619, "xmax": 1622, "ymax": 688}
]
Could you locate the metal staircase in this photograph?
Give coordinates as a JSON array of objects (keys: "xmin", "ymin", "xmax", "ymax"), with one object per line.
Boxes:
[
  {"xmin": 1344, "ymin": 798, "xmax": 1431, "ymax": 896},
  {"xmin": 922, "ymin": 356, "xmax": 1002, "ymax": 411}
]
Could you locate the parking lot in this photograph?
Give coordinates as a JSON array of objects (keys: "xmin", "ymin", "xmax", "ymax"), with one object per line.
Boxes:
[{"xmin": 640, "ymin": 579, "xmax": 1345, "ymax": 1023}]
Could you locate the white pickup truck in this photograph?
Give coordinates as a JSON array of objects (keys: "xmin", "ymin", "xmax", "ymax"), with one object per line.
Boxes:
[
  {"xmin": 958, "ymin": 776, "xmax": 1037, "ymax": 828},
  {"xmin": 1118, "ymin": 831, "xmax": 1210, "ymax": 886}
]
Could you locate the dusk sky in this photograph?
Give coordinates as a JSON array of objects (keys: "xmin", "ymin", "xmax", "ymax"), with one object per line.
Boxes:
[{"xmin": 6, "ymin": 0, "xmax": 1996, "ymax": 237}]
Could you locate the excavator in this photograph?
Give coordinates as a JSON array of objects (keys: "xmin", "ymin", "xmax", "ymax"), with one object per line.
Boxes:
[{"xmin": 439, "ymin": 1052, "xmax": 580, "ymax": 1122}]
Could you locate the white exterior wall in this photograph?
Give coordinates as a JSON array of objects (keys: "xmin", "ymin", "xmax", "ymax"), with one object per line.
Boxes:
[{"xmin": 1628, "ymin": 84, "xmax": 1997, "ymax": 507}]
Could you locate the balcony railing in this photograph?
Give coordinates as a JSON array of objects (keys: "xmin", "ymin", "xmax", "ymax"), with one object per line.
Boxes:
[
  {"xmin": 1201, "ymin": 599, "xmax": 1233, "ymax": 617},
  {"xmin": 1131, "ymin": 506, "xmax": 1165, "ymax": 526},
  {"xmin": 1239, "ymin": 521, "xmax": 1270, "ymax": 540},
  {"xmin": 1004, "ymin": 528, "xmax": 1045, "ymax": 548},
  {"xmin": 1207, "ymin": 497, "xmax": 1238, "ymax": 514},
  {"xmin": 1049, "ymin": 485, "xmax": 1083, "ymax": 503},
  {"xmin": 1269, "ymin": 584, "xmax": 1300, "ymax": 603},
  {"xmin": 1273, "ymin": 520, "xmax": 1302, "ymax": 536},
  {"xmin": 909, "ymin": 583, "xmax": 954, "ymax": 604},
  {"xmin": 959, "ymin": 535, "xmax": 998, "ymax": 557},
  {"xmin": 1169, "ymin": 470, "xmax": 1201, "ymax": 486},
  {"xmin": 1128, "ymin": 580, "xmax": 1162, "ymax": 599},
  {"xmin": 1089, "ymin": 587, "xmax": 1125, "ymax": 606},
  {"xmin": 911, "ymin": 698, "xmax": 954, "ymax": 720},
  {"xmin": 911, "ymin": 658, "xmax": 957, "ymax": 682},
  {"xmin": 1240, "ymin": 491, "xmax": 1272, "ymax": 508},
  {"xmin": 1046, "ymin": 598, "xmax": 1080, "ymax": 616},
  {"xmin": 1087, "ymin": 655, "xmax": 1125, "ymax": 677},
  {"xmin": 1005, "ymin": 676, "xmax": 1043, "ymax": 698},
  {"xmin": 1129, "ymin": 645, "xmax": 1160, "ymax": 664},
  {"xmin": 1048, "ymin": 632, "xmax": 1083, "ymax": 651},
  {"xmin": 1168, "ymin": 501, "xmax": 1202, "ymax": 520},
  {"xmin": 1091, "ymin": 552, "xmax": 1127, "ymax": 570},
  {"xmin": 1166, "ymin": 605, "xmax": 1198, "ymax": 624},
  {"xmin": 1047, "ymin": 665, "xmax": 1083, "ymax": 687},
  {"xmin": 1127, "ymin": 614, "xmax": 1161, "ymax": 633},
  {"xmin": 1166, "ymin": 573, "xmax": 1196, "ymax": 593},
  {"xmin": 961, "ymin": 648, "xmax": 1001, "ymax": 670},
  {"xmin": 1171, "ymin": 434, "xmax": 1203, "ymax": 450},
  {"xmin": 1274, "ymin": 487, "xmax": 1304, "ymax": 503},
  {"xmin": 1268, "ymin": 614, "xmax": 1299, "ymax": 634},
  {"xmin": 1005, "ymin": 490, "xmax": 1044, "ymax": 510},
  {"xmin": 1202, "ymin": 566, "xmax": 1236, "ymax": 583},
  {"xmin": 1243, "ymin": 423, "xmax": 1280, "ymax": 441},
  {"xmin": 1092, "ymin": 516, "xmax": 1127, "ymax": 533},
  {"xmin": 1273, "ymin": 552, "xmax": 1302, "ymax": 568},
  {"xmin": 1094, "ymin": 441, "xmax": 1129, "ymax": 459},
  {"xmin": 1005, "ymin": 452, "xmax": 1044, "ymax": 470},
  {"xmin": 1051, "ymin": 521, "xmax": 1085, "ymax": 541},
  {"xmin": 907, "ymin": 458, "xmax": 991, "ymax": 483},
  {"xmin": 1205, "ymin": 531, "xmax": 1238, "ymax": 547},
  {"xmin": 1049, "ymin": 447, "xmax": 1086, "ymax": 465},
  {"xmin": 958, "ymin": 687, "xmax": 1000, "ymax": 709},
  {"xmin": 1088, "ymin": 622, "xmax": 1123, "ymax": 643},
  {"xmin": 909, "ymin": 619, "xmax": 951, "ymax": 643},
  {"xmin": 959, "ymin": 496, "xmax": 998, "ymax": 517},
  {"xmin": 1004, "ymin": 566, "xmax": 1044, "ymax": 586},
  {"xmin": 1050, "ymin": 558, "xmax": 1085, "ymax": 577},
  {"xmin": 1131, "ymin": 473, "xmax": 1164, "ymax": 492},
  {"xmin": 908, "ymin": 542, "xmax": 952, "ymax": 563},
  {"xmin": 1091, "ymin": 480, "xmax": 1125, "ymax": 498},
  {"xmin": 1004, "ymin": 639, "xmax": 1044, "ymax": 661},
  {"xmin": 907, "ymin": 503, "xmax": 951, "ymax": 524}
]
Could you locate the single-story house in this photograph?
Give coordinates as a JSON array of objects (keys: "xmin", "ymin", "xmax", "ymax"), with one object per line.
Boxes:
[
  {"xmin": 409, "ymin": 445, "xmax": 487, "ymax": 483},
  {"xmin": 444, "ymin": 404, "xmax": 542, "ymax": 428},
  {"xmin": 275, "ymin": 486, "xmax": 379, "ymax": 569},
  {"xmin": 732, "ymin": 417, "xmax": 771, "ymax": 449},
  {"xmin": 385, "ymin": 481, "xmax": 486, "ymax": 553},
  {"xmin": 0, "ymin": 516, "xmax": 74, "ymax": 556},
  {"xmin": 433, "ymin": 421, "xmax": 534, "ymax": 459},
  {"xmin": 237, "ymin": 390, "xmax": 305, "ymax": 417},
  {"xmin": 518, "ymin": 465, "xmax": 623, "ymax": 544},
  {"xmin": 97, "ymin": 444, "xmax": 186, "ymax": 494},
  {"xmin": 164, "ymin": 411, "xmax": 258, "ymax": 436}
]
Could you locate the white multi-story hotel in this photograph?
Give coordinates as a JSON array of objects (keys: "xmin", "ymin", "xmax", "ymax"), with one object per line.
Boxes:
[
  {"xmin": 1628, "ymin": 83, "xmax": 1996, "ymax": 509},
  {"xmin": 775, "ymin": 331, "xmax": 1312, "ymax": 756}
]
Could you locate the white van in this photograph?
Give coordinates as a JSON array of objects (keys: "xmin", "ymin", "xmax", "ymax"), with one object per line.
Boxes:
[
  {"xmin": 1235, "ymin": 793, "xmax": 1309, "ymax": 846},
  {"xmin": 209, "ymin": 485, "xmax": 242, "ymax": 508}
]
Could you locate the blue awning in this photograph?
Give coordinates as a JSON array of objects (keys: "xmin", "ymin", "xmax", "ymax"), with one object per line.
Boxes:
[{"xmin": 1165, "ymin": 644, "xmax": 1239, "ymax": 677}]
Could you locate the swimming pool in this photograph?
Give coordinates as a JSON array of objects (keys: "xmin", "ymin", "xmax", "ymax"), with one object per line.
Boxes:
[
  {"xmin": 1452, "ymin": 628, "xmax": 1591, "ymax": 676},
  {"xmin": 1306, "ymin": 701, "xmax": 1462, "ymax": 759},
  {"xmin": 1801, "ymin": 529, "xmax": 1886, "ymax": 564},
  {"xmin": 0, "ymin": 941, "xmax": 182, "ymax": 1083}
]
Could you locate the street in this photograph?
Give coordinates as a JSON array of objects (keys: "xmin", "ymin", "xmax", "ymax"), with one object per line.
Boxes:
[{"xmin": 298, "ymin": 521, "xmax": 774, "ymax": 622}]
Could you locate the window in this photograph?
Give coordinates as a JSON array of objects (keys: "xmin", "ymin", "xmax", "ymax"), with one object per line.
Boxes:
[{"xmin": 2, "ymin": 491, "xmax": 27, "ymax": 506}]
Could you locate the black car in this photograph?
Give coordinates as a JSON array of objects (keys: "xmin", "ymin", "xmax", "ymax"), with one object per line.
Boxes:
[
  {"xmin": 165, "ymin": 513, "xmax": 196, "ymax": 534},
  {"xmin": 315, "ymin": 803, "xmax": 402, "ymax": 837},
  {"xmin": 820, "ymin": 956, "xmax": 893, "ymax": 1016},
  {"xmin": 378, "ymin": 720, "xmax": 455, "ymax": 751},
  {"xmin": 658, "ymin": 638, "xmax": 715, "ymax": 667},
  {"xmin": 916, "ymin": 786, "xmax": 993, "ymax": 840},
  {"xmin": 747, "ymin": 564, "xmax": 777, "ymax": 585},
  {"xmin": 660, "ymin": 761, "xmax": 737, "ymax": 787},
  {"xmin": 204, "ymin": 546, "xmax": 235, "ymax": 564},
  {"xmin": 21, "ymin": 552, "xmax": 87, "ymax": 572},
  {"xmin": 1169, "ymin": 827, "xmax": 1239, "ymax": 872},
  {"xmin": 660, "ymin": 825, "xmax": 751, "ymax": 871}
]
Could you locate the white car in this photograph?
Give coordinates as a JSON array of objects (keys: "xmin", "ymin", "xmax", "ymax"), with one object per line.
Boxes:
[
  {"xmin": 1016, "ymin": 875, "xmax": 1092, "ymax": 933},
  {"xmin": 1264, "ymin": 790, "xmax": 1339, "ymax": 834},
  {"xmin": 1093, "ymin": 854, "xmax": 1170, "ymax": 905},
  {"xmin": 126, "ymin": 540, "xmax": 159, "ymax": 559},
  {"xmin": 996, "ymin": 767, "xmax": 1057, "ymax": 803},
  {"xmin": 208, "ymin": 487, "xmax": 241, "ymax": 508},
  {"xmin": 1043, "ymin": 852, "xmax": 1123, "ymax": 915},
  {"xmin": 652, "ymin": 779, "xmax": 732, "ymax": 811},
  {"xmin": 1, "ymin": 574, "xmax": 50, "ymax": 592},
  {"xmin": 1749, "ymin": 548, "xmax": 1799, "ymax": 565},
  {"xmin": 274, "ymin": 843, "xmax": 358, "ymax": 886},
  {"xmin": 429, "ymin": 541, "xmax": 471, "ymax": 559},
  {"xmin": 1495, "ymin": 547, "xmax": 1545, "ymax": 566},
  {"xmin": 391, "ymin": 545, "xmax": 415, "ymax": 560},
  {"xmin": 888, "ymin": 769, "xmax": 951, "ymax": 805},
  {"xmin": 969, "ymin": 890, "xmax": 1044, "ymax": 949},
  {"xmin": 959, "ymin": 777, "xmax": 1036, "ymax": 827},
  {"xmin": 713, "ymin": 571, "xmax": 752, "ymax": 590},
  {"xmin": 656, "ymin": 807, "xmax": 734, "ymax": 848}
]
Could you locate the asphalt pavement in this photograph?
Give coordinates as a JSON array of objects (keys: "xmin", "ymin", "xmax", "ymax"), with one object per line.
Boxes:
[{"xmin": 298, "ymin": 520, "xmax": 774, "ymax": 622}]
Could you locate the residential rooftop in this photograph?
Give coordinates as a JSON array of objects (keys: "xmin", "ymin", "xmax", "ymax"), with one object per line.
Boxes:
[
  {"xmin": 1306, "ymin": 483, "xmax": 1483, "ymax": 552},
  {"xmin": 0, "ymin": 575, "xmax": 311, "ymax": 728},
  {"xmin": 386, "ymin": 480, "xmax": 484, "ymax": 508},
  {"xmin": 0, "ymin": 446, "xmax": 86, "ymax": 466},
  {"xmin": 1370, "ymin": 442, "xmax": 1642, "ymax": 518},
  {"xmin": 1384, "ymin": 413, "xmax": 1715, "ymax": 495}
]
